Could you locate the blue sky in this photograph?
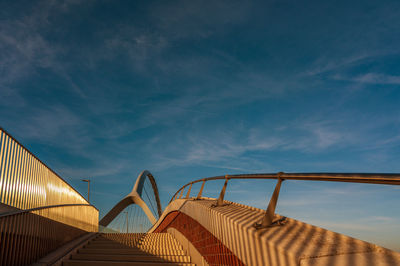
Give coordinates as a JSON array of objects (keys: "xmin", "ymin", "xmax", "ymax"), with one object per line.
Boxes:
[{"xmin": 1, "ymin": 0, "xmax": 400, "ymax": 250}]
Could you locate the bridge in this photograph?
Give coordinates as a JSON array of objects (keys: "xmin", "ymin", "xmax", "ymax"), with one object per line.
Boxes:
[{"xmin": 1, "ymin": 127, "xmax": 400, "ymax": 266}]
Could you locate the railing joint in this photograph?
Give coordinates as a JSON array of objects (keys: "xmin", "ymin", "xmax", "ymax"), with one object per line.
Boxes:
[{"xmin": 254, "ymin": 216, "xmax": 287, "ymax": 229}]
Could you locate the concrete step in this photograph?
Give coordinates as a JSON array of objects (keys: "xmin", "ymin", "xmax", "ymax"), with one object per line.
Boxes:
[
  {"xmin": 89, "ymin": 240, "xmax": 138, "ymax": 244},
  {"xmin": 88, "ymin": 241, "xmax": 181, "ymax": 247},
  {"xmin": 79, "ymin": 248, "xmax": 148, "ymax": 255},
  {"xmin": 83, "ymin": 246, "xmax": 184, "ymax": 253},
  {"xmin": 84, "ymin": 244, "xmax": 133, "ymax": 249},
  {"xmin": 63, "ymin": 233, "xmax": 193, "ymax": 266},
  {"xmin": 78, "ymin": 248, "xmax": 186, "ymax": 256},
  {"xmin": 85, "ymin": 243, "xmax": 184, "ymax": 251},
  {"xmin": 63, "ymin": 260, "xmax": 195, "ymax": 266},
  {"xmin": 71, "ymin": 253, "xmax": 191, "ymax": 263},
  {"xmin": 137, "ymin": 246, "xmax": 182, "ymax": 249},
  {"xmin": 138, "ymin": 243, "xmax": 181, "ymax": 247},
  {"xmin": 137, "ymin": 240, "xmax": 181, "ymax": 244},
  {"xmin": 134, "ymin": 247, "xmax": 185, "ymax": 252},
  {"xmin": 93, "ymin": 237, "xmax": 179, "ymax": 241},
  {"xmin": 100, "ymin": 234, "xmax": 170, "ymax": 238}
]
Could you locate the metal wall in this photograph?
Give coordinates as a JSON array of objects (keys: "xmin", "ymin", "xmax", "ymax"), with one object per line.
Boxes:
[
  {"xmin": 0, "ymin": 128, "xmax": 98, "ymax": 232},
  {"xmin": 0, "ymin": 205, "xmax": 96, "ymax": 265}
]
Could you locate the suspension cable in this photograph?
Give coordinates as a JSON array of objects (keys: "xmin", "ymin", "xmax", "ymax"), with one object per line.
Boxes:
[{"xmin": 143, "ymin": 185, "xmax": 157, "ymax": 217}]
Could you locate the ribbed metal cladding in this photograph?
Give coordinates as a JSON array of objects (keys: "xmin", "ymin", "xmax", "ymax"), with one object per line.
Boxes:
[
  {"xmin": 0, "ymin": 128, "xmax": 98, "ymax": 231},
  {"xmin": 0, "ymin": 128, "xmax": 99, "ymax": 265},
  {"xmin": 0, "ymin": 205, "xmax": 98, "ymax": 265}
]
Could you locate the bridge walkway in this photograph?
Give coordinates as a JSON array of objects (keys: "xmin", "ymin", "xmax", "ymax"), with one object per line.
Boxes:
[{"xmin": 62, "ymin": 233, "xmax": 195, "ymax": 266}]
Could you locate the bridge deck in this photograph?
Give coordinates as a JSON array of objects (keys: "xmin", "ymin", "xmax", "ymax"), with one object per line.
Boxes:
[{"xmin": 150, "ymin": 198, "xmax": 400, "ymax": 266}]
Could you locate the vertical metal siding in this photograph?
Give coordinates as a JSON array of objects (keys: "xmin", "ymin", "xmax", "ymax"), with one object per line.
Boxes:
[
  {"xmin": 0, "ymin": 128, "xmax": 99, "ymax": 265},
  {"xmin": 0, "ymin": 128, "xmax": 98, "ymax": 231}
]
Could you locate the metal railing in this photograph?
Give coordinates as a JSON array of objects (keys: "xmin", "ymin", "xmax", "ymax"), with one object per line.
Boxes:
[
  {"xmin": 0, "ymin": 128, "xmax": 99, "ymax": 264},
  {"xmin": 0, "ymin": 203, "xmax": 98, "ymax": 265},
  {"xmin": 0, "ymin": 128, "xmax": 90, "ymax": 209},
  {"xmin": 170, "ymin": 172, "xmax": 400, "ymax": 228}
]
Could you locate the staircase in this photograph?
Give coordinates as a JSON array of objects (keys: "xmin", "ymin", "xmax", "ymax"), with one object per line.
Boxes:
[{"xmin": 63, "ymin": 233, "xmax": 195, "ymax": 266}]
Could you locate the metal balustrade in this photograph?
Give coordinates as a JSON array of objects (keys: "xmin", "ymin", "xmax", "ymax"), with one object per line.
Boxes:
[
  {"xmin": 0, "ymin": 128, "xmax": 90, "ymax": 209},
  {"xmin": 170, "ymin": 172, "xmax": 400, "ymax": 228},
  {"xmin": 0, "ymin": 128, "xmax": 99, "ymax": 265},
  {"xmin": 0, "ymin": 204, "xmax": 98, "ymax": 265}
]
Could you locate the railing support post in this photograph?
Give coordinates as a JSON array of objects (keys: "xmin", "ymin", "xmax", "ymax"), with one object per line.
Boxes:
[
  {"xmin": 185, "ymin": 183, "xmax": 192, "ymax": 199},
  {"xmin": 196, "ymin": 180, "xmax": 206, "ymax": 200},
  {"xmin": 255, "ymin": 172, "xmax": 285, "ymax": 229},
  {"xmin": 178, "ymin": 188, "xmax": 184, "ymax": 199},
  {"xmin": 212, "ymin": 176, "xmax": 229, "ymax": 207}
]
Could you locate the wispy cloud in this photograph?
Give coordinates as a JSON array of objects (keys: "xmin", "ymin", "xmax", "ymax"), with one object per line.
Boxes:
[
  {"xmin": 304, "ymin": 53, "xmax": 377, "ymax": 76},
  {"xmin": 0, "ymin": 23, "xmax": 56, "ymax": 83},
  {"xmin": 151, "ymin": 0, "xmax": 252, "ymax": 39},
  {"xmin": 0, "ymin": 0, "xmax": 88, "ymax": 98},
  {"xmin": 334, "ymin": 73, "xmax": 400, "ymax": 85},
  {"xmin": 144, "ymin": 127, "xmax": 282, "ymax": 171},
  {"xmin": 0, "ymin": 1, "xmax": 400, "ymax": 252},
  {"xmin": 299, "ymin": 120, "xmax": 355, "ymax": 150},
  {"xmin": 103, "ymin": 26, "xmax": 168, "ymax": 72}
]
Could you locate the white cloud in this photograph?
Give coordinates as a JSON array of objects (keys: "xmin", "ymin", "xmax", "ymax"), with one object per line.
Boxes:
[
  {"xmin": 0, "ymin": 1, "xmax": 88, "ymax": 97},
  {"xmin": 304, "ymin": 53, "xmax": 376, "ymax": 76},
  {"xmin": 146, "ymin": 128, "xmax": 282, "ymax": 171},
  {"xmin": 338, "ymin": 73, "xmax": 400, "ymax": 85},
  {"xmin": 15, "ymin": 105, "xmax": 84, "ymax": 141},
  {"xmin": 103, "ymin": 27, "xmax": 168, "ymax": 71},
  {"xmin": 310, "ymin": 125, "xmax": 348, "ymax": 149}
]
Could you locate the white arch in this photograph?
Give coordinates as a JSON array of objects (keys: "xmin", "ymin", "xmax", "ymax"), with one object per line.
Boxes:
[{"xmin": 99, "ymin": 170, "xmax": 162, "ymax": 227}]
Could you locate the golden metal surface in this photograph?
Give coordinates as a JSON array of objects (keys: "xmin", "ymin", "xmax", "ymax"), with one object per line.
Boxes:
[
  {"xmin": 0, "ymin": 128, "xmax": 99, "ymax": 265},
  {"xmin": 0, "ymin": 128, "xmax": 93, "ymax": 211}
]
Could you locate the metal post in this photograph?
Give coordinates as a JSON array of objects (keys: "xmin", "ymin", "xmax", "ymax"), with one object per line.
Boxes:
[
  {"xmin": 196, "ymin": 180, "xmax": 206, "ymax": 200},
  {"xmin": 212, "ymin": 176, "xmax": 229, "ymax": 207},
  {"xmin": 185, "ymin": 183, "xmax": 192, "ymax": 199},
  {"xmin": 254, "ymin": 172, "xmax": 285, "ymax": 229},
  {"xmin": 82, "ymin": 179, "xmax": 90, "ymax": 203},
  {"xmin": 124, "ymin": 211, "xmax": 128, "ymax": 233}
]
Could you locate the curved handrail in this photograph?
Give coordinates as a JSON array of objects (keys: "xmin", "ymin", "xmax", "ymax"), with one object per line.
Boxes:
[
  {"xmin": 169, "ymin": 172, "xmax": 400, "ymax": 228},
  {"xmin": 170, "ymin": 172, "xmax": 400, "ymax": 202},
  {"xmin": 0, "ymin": 203, "xmax": 96, "ymax": 218}
]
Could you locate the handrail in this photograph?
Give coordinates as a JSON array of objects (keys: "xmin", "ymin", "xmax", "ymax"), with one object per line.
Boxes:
[
  {"xmin": 0, "ymin": 203, "xmax": 97, "ymax": 218},
  {"xmin": 169, "ymin": 172, "xmax": 400, "ymax": 228},
  {"xmin": 0, "ymin": 203, "xmax": 98, "ymax": 265},
  {"xmin": 171, "ymin": 172, "xmax": 400, "ymax": 202}
]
